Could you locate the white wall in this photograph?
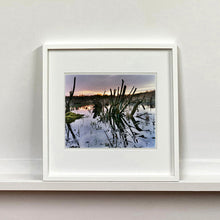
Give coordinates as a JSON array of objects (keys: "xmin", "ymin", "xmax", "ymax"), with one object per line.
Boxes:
[
  {"xmin": 0, "ymin": 0, "xmax": 220, "ymax": 219},
  {"xmin": 0, "ymin": 0, "xmax": 220, "ymax": 161}
]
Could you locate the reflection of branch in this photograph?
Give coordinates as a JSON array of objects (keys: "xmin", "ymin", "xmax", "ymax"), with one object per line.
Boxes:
[
  {"xmin": 121, "ymin": 117, "xmax": 137, "ymax": 142},
  {"xmin": 67, "ymin": 123, "xmax": 79, "ymax": 146},
  {"xmin": 65, "ymin": 124, "xmax": 69, "ymax": 139},
  {"xmin": 104, "ymin": 130, "xmax": 113, "ymax": 148},
  {"xmin": 130, "ymin": 116, "xmax": 142, "ymax": 131}
]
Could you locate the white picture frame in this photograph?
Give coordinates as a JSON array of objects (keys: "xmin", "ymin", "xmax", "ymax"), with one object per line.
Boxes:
[{"xmin": 43, "ymin": 43, "xmax": 179, "ymax": 182}]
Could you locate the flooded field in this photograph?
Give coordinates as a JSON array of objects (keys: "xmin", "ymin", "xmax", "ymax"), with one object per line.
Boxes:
[
  {"xmin": 65, "ymin": 104, "xmax": 155, "ymax": 148},
  {"xmin": 65, "ymin": 74, "xmax": 156, "ymax": 149}
]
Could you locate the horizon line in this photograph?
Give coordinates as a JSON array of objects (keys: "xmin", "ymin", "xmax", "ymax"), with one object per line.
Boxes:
[{"xmin": 65, "ymin": 90, "xmax": 155, "ymax": 97}]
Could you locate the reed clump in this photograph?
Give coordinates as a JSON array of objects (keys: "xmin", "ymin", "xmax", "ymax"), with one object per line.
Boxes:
[{"xmin": 99, "ymin": 79, "xmax": 146, "ymax": 147}]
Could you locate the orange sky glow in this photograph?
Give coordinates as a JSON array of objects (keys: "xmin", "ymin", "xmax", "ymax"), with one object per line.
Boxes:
[{"xmin": 65, "ymin": 74, "xmax": 156, "ymax": 97}]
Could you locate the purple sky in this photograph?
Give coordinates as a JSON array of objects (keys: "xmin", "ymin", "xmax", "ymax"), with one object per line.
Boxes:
[{"xmin": 65, "ymin": 74, "xmax": 156, "ymax": 96}]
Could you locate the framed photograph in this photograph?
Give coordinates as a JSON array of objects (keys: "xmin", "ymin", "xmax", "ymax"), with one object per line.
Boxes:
[{"xmin": 43, "ymin": 44, "xmax": 179, "ymax": 181}]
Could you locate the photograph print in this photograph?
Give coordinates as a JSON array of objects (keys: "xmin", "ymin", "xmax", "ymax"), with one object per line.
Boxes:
[{"xmin": 65, "ymin": 74, "xmax": 156, "ymax": 149}]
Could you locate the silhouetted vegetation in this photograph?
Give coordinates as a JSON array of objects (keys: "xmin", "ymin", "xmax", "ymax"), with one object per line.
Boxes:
[{"xmin": 65, "ymin": 76, "xmax": 155, "ymax": 148}]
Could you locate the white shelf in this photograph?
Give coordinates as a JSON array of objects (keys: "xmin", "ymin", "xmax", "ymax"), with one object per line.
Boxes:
[
  {"xmin": 0, "ymin": 159, "xmax": 220, "ymax": 191},
  {"xmin": 1, "ymin": 178, "xmax": 220, "ymax": 191}
]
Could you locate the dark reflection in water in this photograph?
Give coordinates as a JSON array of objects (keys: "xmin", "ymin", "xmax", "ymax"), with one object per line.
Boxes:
[{"xmin": 65, "ymin": 103, "xmax": 155, "ymax": 148}]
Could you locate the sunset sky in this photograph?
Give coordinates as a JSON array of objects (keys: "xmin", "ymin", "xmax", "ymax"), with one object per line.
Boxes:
[{"xmin": 65, "ymin": 74, "xmax": 156, "ymax": 96}]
